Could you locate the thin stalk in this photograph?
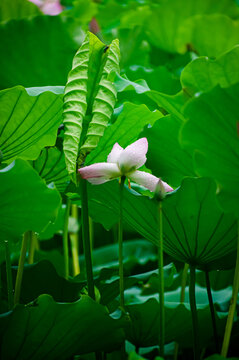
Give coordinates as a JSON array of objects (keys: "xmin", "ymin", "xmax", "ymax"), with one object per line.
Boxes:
[
  {"xmin": 189, "ymin": 265, "xmax": 200, "ymax": 360},
  {"xmin": 28, "ymin": 231, "xmax": 37, "ymax": 264},
  {"xmin": 174, "ymin": 263, "xmax": 189, "ymax": 360},
  {"xmin": 118, "ymin": 176, "xmax": 125, "ymax": 310},
  {"xmin": 5, "ymin": 240, "xmax": 14, "ymax": 309},
  {"xmin": 63, "ymin": 198, "xmax": 71, "ymax": 279},
  {"xmin": 158, "ymin": 200, "xmax": 165, "ymax": 357},
  {"xmin": 221, "ymin": 220, "xmax": 239, "ymax": 357},
  {"xmin": 89, "ymin": 216, "xmax": 94, "ymax": 250},
  {"xmin": 14, "ymin": 232, "xmax": 29, "ymax": 305},
  {"xmin": 80, "ymin": 178, "xmax": 95, "ymax": 299},
  {"xmin": 205, "ymin": 270, "xmax": 219, "ymax": 353},
  {"xmin": 70, "ymin": 204, "xmax": 80, "ymax": 276}
]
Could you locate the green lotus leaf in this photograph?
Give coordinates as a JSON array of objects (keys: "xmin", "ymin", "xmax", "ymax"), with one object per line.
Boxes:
[
  {"xmin": 63, "ymin": 31, "xmax": 120, "ymax": 178},
  {"xmin": 0, "ymin": 294, "xmax": 125, "ymax": 359},
  {"xmin": 0, "ymin": 15, "xmax": 79, "ymax": 89},
  {"xmin": 162, "ymin": 178, "xmax": 237, "ymax": 267},
  {"xmin": 32, "ymin": 147, "xmax": 70, "ymax": 193},
  {"xmin": 0, "ymin": 86, "xmax": 62, "ymax": 164},
  {"xmin": 181, "ymin": 46, "xmax": 239, "ymax": 96},
  {"xmin": 0, "ymin": 159, "xmax": 61, "ymax": 241},
  {"xmin": 86, "ymin": 102, "xmax": 162, "ymax": 165},
  {"xmin": 0, "ymin": 0, "xmax": 41, "ymax": 22},
  {"xmin": 144, "ymin": 114, "xmax": 195, "ymax": 188},
  {"xmin": 181, "ymin": 83, "xmax": 239, "ymax": 216}
]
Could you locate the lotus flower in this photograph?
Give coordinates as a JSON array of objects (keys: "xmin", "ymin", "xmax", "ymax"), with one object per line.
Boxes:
[
  {"xmin": 78, "ymin": 138, "xmax": 173, "ymax": 193},
  {"xmin": 29, "ymin": 0, "xmax": 63, "ymax": 15}
]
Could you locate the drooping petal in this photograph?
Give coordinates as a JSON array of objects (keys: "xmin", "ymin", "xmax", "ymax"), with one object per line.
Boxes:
[
  {"xmin": 118, "ymin": 138, "xmax": 148, "ymax": 173},
  {"xmin": 129, "ymin": 170, "xmax": 173, "ymax": 193},
  {"xmin": 78, "ymin": 163, "xmax": 120, "ymax": 183},
  {"xmin": 107, "ymin": 143, "xmax": 123, "ymax": 163}
]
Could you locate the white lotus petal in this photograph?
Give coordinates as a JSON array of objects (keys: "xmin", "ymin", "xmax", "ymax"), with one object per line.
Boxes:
[
  {"xmin": 79, "ymin": 163, "xmax": 120, "ymax": 181},
  {"xmin": 107, "ymin": 143, "xmax": 123, "ymax": 163},
  {"xmin": 118, "ymin": 138, "xmax": 148, "ymax": 173},
  {"xmin": 129, "ymin": 170, "xmax": 173, "ymax": 193}
]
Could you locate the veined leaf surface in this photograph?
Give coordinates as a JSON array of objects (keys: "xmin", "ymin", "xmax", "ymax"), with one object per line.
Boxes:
[{"xmin": 63, "ymin": 31, "xmax": 120, "ymax": 178}]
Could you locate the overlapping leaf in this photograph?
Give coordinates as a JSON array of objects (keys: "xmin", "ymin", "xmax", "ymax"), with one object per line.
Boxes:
[
  {"xmin": 0, "ymin": 86, "xmax": 62, "ymax": 164},
  {"xmin": 63, "ymin": 31, "xmax": 120, "ymax": 177},
  {"xmin": 0, "ymin": 294, "xmax": 125, "ymax": 360},
  {"xmin": 181, "ymin": 83, "xmax": 239, "ymax": 216},
  {"xmin": 0, "ymin": 160, "xmax": 61, "ymax": 241}
]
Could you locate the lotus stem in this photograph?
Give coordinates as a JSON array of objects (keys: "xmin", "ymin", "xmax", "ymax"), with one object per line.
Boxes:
[
  {"xmin": 70, "ymin": 204, "xmax": 80, "ymax": 276},
  {"xmin": 63, "ymin": 198, "xmax": 71, "ymax": 279},
  {"xmin": 221, "ymin": 220, "xmax": 239, "ymax": 357},
  {"xmin": 28, "ymin": 231, "xmax": 37, "ymax": 264},
  {"xmin": 5, "ymin": 240, "xmax": 14, "ymax": 310},
  {"xmin": 158, "ymin": 200, "xmax": 165, "ymax": 357},
  {"xmin": 189, "ymin": 265, "xmax": 200, "ymax": 360},
  {"xmin": 118, "ymin": 176, "xmax": 126, "ymax": 310},
  {"xmin": 174, "ymin": 263, "xmax": 189, "ymax": 360},
  {"xmin": 205, "ymin": 270, "xmax": 219, "ymax": 352},
  {"xmin": 14, "ymin": 231, "xmax": 29, "ymax": 305},
  {"xmin": 80, "ymin": 178, "xmax": 95, "ymax": 299}
]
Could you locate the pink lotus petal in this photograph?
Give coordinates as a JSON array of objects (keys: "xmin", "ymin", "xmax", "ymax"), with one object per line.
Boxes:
[
  {"xmin": 118, "ymin": 138, "xmax": 148, "ymax": 173},
  {"xmin": 42, "ymin": 1, "xmax": 63, "ymax": 15},
  {"xmin": 78, "ymin": 163, "xmax": 120, "ymax": 182},
  {"xmin": 107, "ymin": 143, "xmax": 123, "ymax": 163},
  {"xmin": 129, "ymin": 170, "xmax": 173, "ymax": 193}
]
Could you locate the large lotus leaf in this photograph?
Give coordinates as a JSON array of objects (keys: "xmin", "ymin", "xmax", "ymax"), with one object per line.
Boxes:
[
  {"xmin": 177, "ymin": 14, "xmax": 239, "ymax": 57},
  {"xmin": 63, "ymin": 31, "xmax": 120, "ymax": 177},
  {"xmin": 85, "ymin": 102, "xmax": 162, "ymax": 165},
  {"xmin": 181, "ymin": 83, "xmax": 239, "ymax": 216},
  {"xmin": 146, "ymin": 0, "xmax": 239, "ymax": 54},
  {"xmin": 144, "ymin": 114, "xmax": 195, "ymax": 188},
  {"xmin": 181, "ymin": 46, "xmax": 239, "ymax": 96},
  {"xmin": 0, "ymin": 159, "xmax": 61, "ymax": 241},
  {"xmin": 162, "ymin": 178, "xmax": 237, "ymax": 267},
  {"xmin": 1, "ymin": 260, "xmax": 84, "ymax": 304},
  {"xmin": 0, "ymin": 86, "xmax": 62, "ymax": 164},
  {"xmin": 0, "ymin": 0, "xmax": 41, "ymax": 22},
  {"xmin": 126, "ymin": 298, "xmax": 226, "ymax": 348},
  {"xmin": 0, "ymin": 15, "xmax": 79, "ymax": 89},
  {"xmin": 32, "ymin": 147, "xmax": 70, "ymax": 193},
  {"xmin": 0, "ymin": 294, "xmax": 125, "ymax": 359}
]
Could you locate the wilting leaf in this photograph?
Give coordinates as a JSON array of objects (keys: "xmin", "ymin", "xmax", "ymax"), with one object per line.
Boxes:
[{"xmin": 63, "ymin": 31, "xmax": 120, "ymax": 178}]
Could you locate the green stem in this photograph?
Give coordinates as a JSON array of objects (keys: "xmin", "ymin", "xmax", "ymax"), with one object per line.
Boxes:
[
  {"xmin": 221, "ymin": 220, "xmax": 239, "ymax": 357},
  {"xmin": 5, "ymin": 240, "xmax": 14, "ymax": 310},
  {"xmin": 189, "ymin": 265, "xmax": 200, "ymax": 360},
  {"xmin": 80, "ymin": 178, "xmax": 95, "ymax": 300},
  {"xmin": 28, "ymin": 231, "xmax": 37, "ymax": 264},
  {"xmin": 205, "ymin": 270, "xmax": 219, "ymax": 353},
  {"xmin": 14, "ymin": 232, "xmax": 29, "ymax": 305},
  {"xmin": 158, "ymin": 201, "xmax": 165, "ymax": 357},
  {"xmin": 63, "ymin": 198, "xmax": 71, "ymax": 279},
  {"xmin": 119, "ymin": 176, "xmax": 125, "ymax": 310},
  {"xmin": 70, "ymin": 204, "xmax": 80, "ymax": 276},
  {"xmin": 174, "ymin": 263, "xmax": 189, "ymax": 360}
]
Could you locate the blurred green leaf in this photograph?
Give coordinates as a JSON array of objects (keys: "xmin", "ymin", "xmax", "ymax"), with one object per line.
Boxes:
[
  {"xmin": 0, "ymin": 15, "xmax": 79, "ymax": 89},
  {"xmin": 0, "ymin": 294, "xmax": 125, "ymax": 359},
  {"xmin": 0, "ymin": 86, "xmax": 62, "ymax": 164},
  {"xmin": 181, "ymin": 83, "xmax": 239, "ymax": 216},
  {"xmin": 0, "ymin": 0, "xmax": 41, "ymax": 22},
  {"xmin": 181, "ymin": 46, "xmax": 239, "ymax": 96},
  {"xmin": 0, "ymin": 160, "xmax": 61, "ymax": 241}
]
